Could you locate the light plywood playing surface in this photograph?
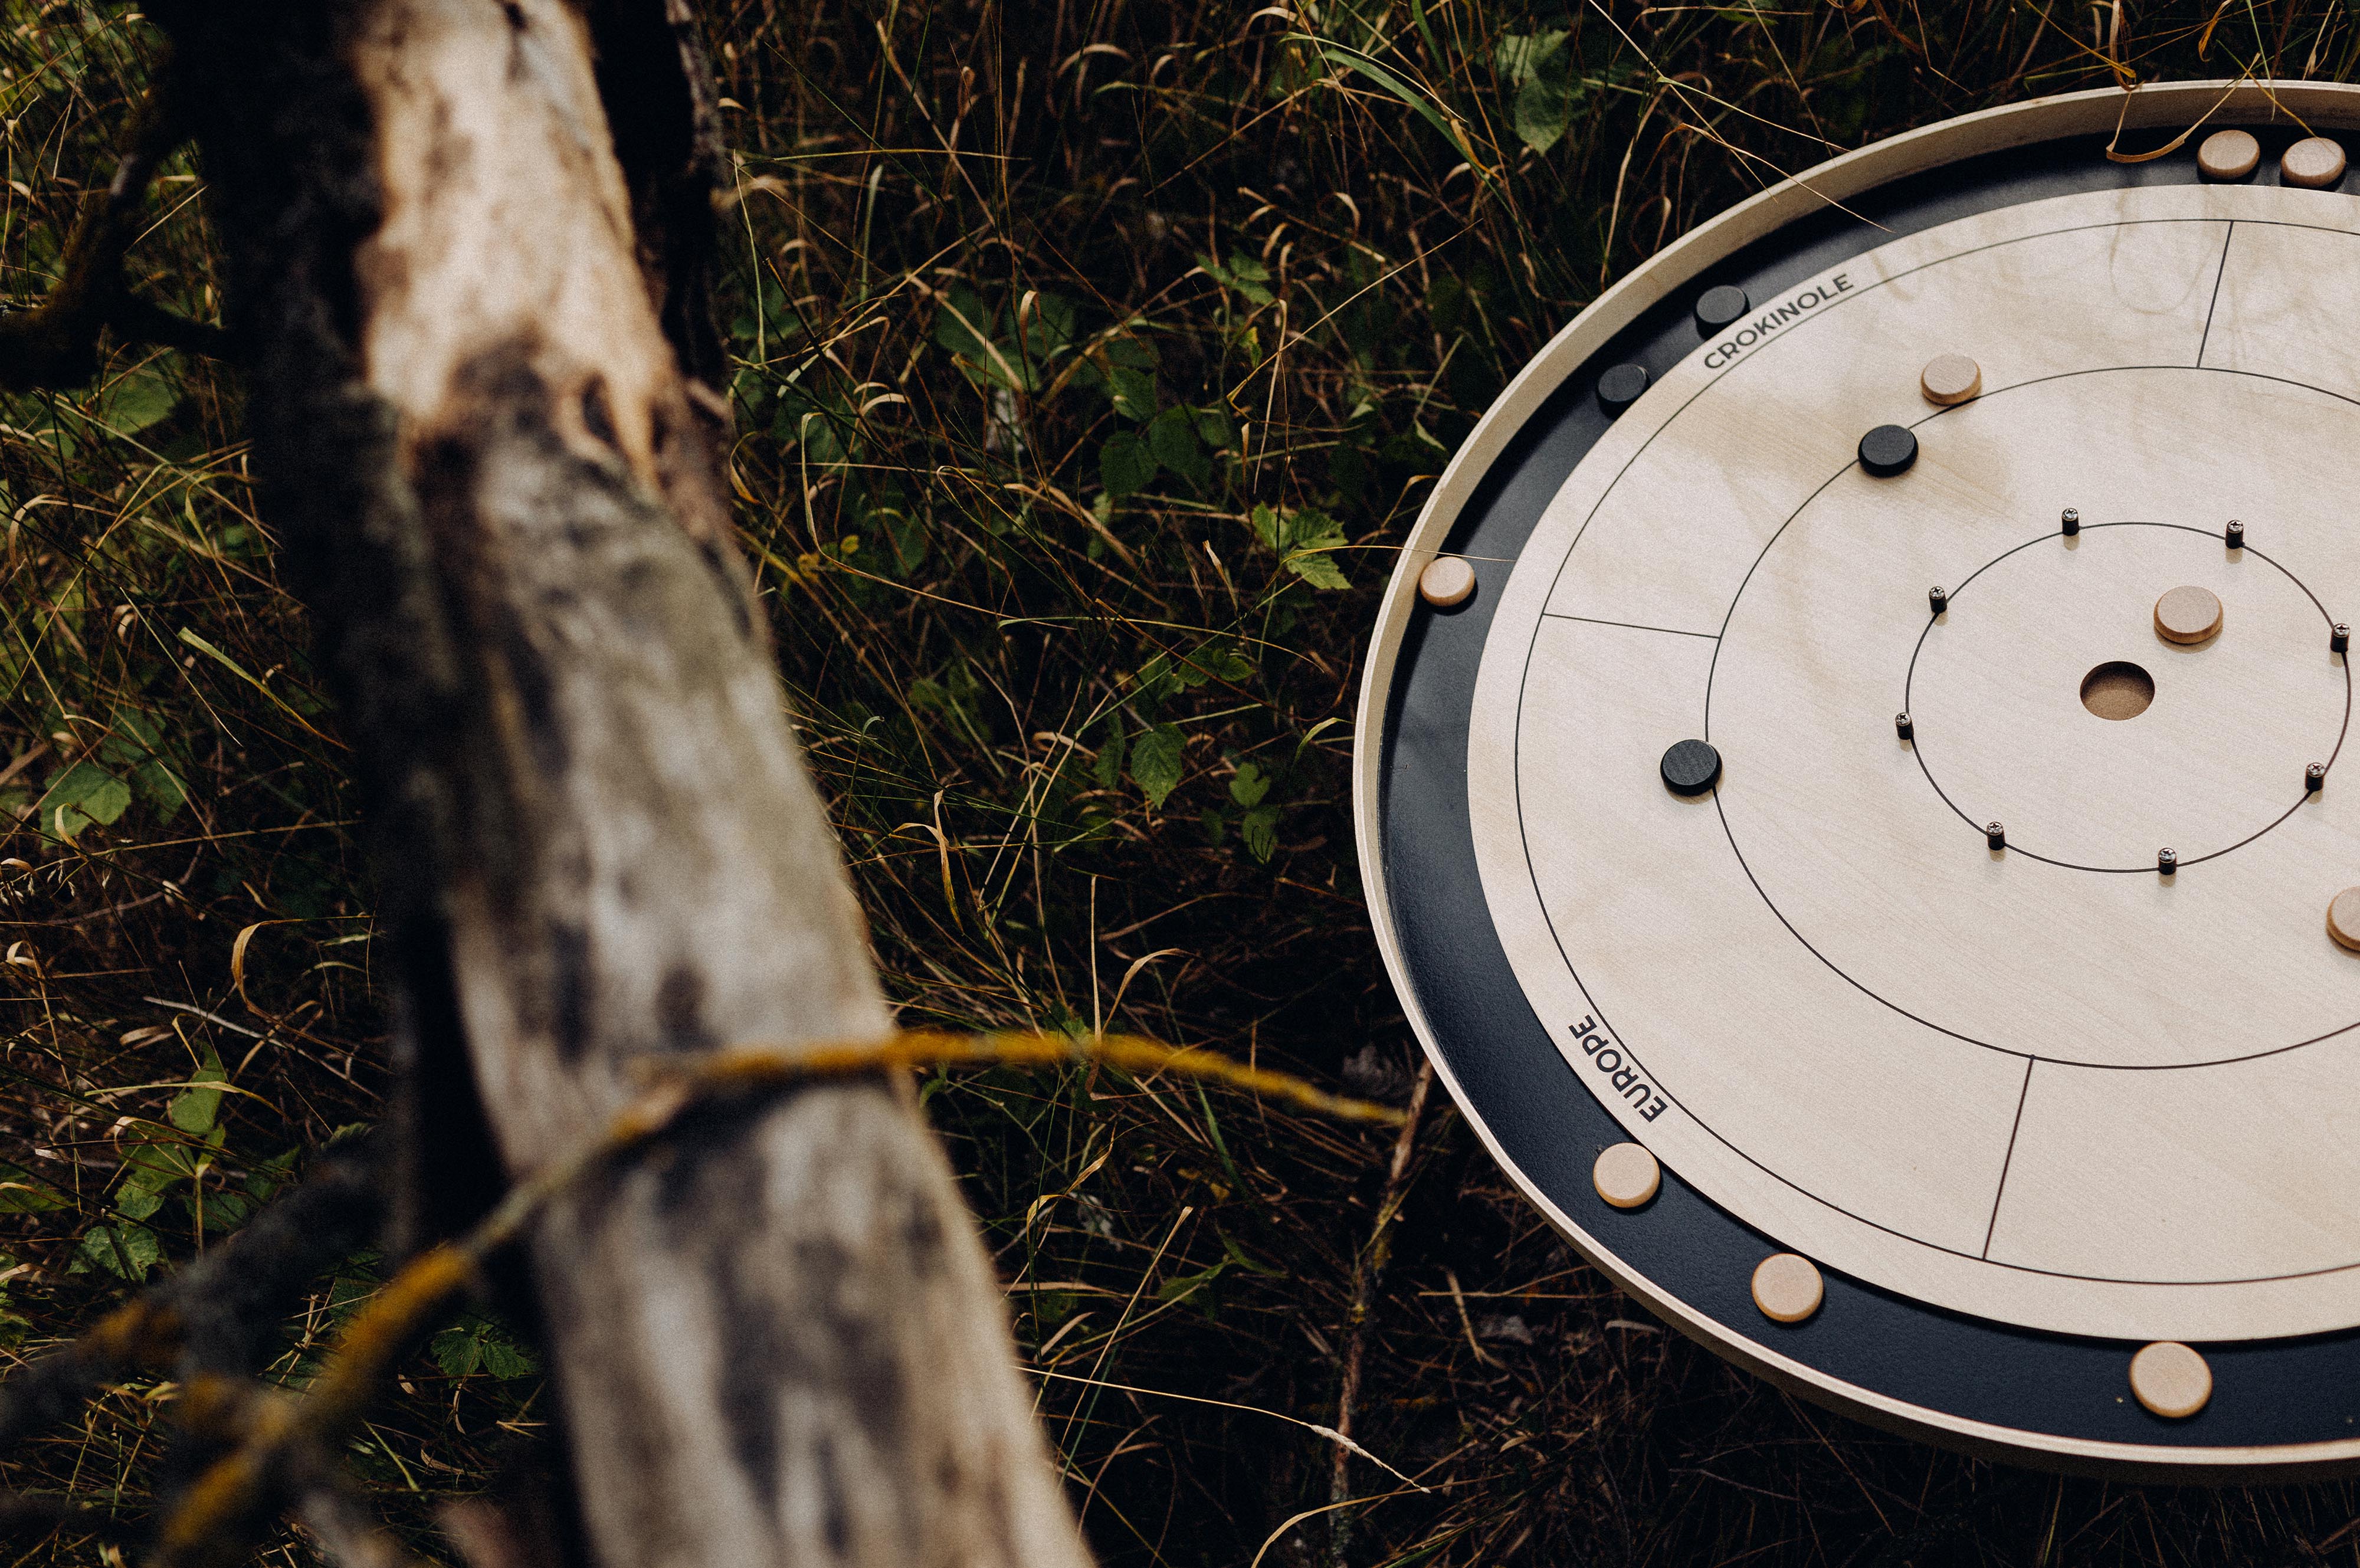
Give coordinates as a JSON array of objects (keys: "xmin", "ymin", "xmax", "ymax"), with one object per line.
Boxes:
[{"xmin": 1467, "ymin": 182, "xmax": 2360, "ymax": 1344}]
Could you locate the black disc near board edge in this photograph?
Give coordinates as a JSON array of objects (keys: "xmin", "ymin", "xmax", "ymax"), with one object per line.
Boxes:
[{"xmin": 1370, "ymin": 112, "xmax": 2360, "ymax": 1477}]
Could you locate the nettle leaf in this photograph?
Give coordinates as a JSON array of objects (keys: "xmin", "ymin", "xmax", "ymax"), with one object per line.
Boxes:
[
  {"xmin": 1267, "ymin": 507, "xmax": 1351, "ymax": 589},
  {"xmin": 114, "ymin": 1185, "xmax": 165, "ymax": 1222},
  {"xmin": 1131, "ymin": 653, "xmax": 1182, "ymax": 707},
  {"xmin": 1196, "ymin": 251, "xmax": 1275, "ymax": 307},
  {"xmin": 1107, "ymin": 364, "xmax": 1158, "ymax": 421},
  {"xmin": 431, "ymin": 1325, "xmax": 482, "ymax": 1379},
  {"xmin": 1228, "ymin": 762, "xmax": 1271, "ymax": 808},
  {"xmin": 1183, "ymin": 641, "xmax": 1253, "ymax": 686},
  {"xmin": 1241, "ymin": 804, "xmax": 1282, "ymax": 862},
  {"xmin": 1147, "ymin": 407, "xmax": 1212, "ymax": 487},
  {"xmin": 1093, "ymin": 717, "xmax": 1127, "ymax": 790},
  {"xmin": 1100, "ymin": 429, "xmax": 1156, "ymax": 497},
  {"xmin": 1249, "ymin": 503, "xmax": 1286, "ymax": 553},
  {"xmin": 1129, "ymin": 723, "xmax": 1185, "ymax": 808},
  {"xmin": 434, "ymin": 1313, "xmax": 540, "ymax": 1381},
  {"xmin": 71, "ymin": 1222, "xmax": 160, "ymax": 1282}
]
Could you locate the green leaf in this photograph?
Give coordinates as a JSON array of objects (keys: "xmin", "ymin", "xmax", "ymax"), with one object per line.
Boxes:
[
  {"xmin": 1270, "ymin": 507, "xmax": 1351, "ymax": 589},
  {"xmin": 1494, "ymin": 28, "xmax": 1569, "ymax": 86},
  {"xmin": 432, "ymin": 1314, "xmax": 540, "ymax": 1380},
  {"xmin": 933, "ymin": 286, "xmax": 1036, "ymax": 392},
  {"xmin": 1129, "ymin": 724, "xmax": 1185, "ymax": 808},
  {"xmin": 1192, "ymin": 406, "xmax": 1236, "ymax": 450},
  {"xmin": 114, "ymin": 1185, "xmax": 165, "ymax": 1221},
  {"xmin": 96, "ymin": 363, "xmax": 181, "ymax": 435},
  {"xmin": 1184, "ymin": 641, "xmax": 1253, "ymax": 685},
  {"xmin": 1229, "ymin": 761, "xmax": 1271, "ymax": 808},
  {"xmin": 431, "ymin": 1325, "xmax": 483, "ymax": 1379},
  {"xmin": 169, "ymin": 1050, "xmax": 227, "ymax": 1134},
  {"xmin": 1093, "ymin": 717, "xmax": 1126, "ymax": 790},
  {"xmin": 1241, "ymin": 803, "xmax": 1281, "ymax": 862},
  {"xmin": 1196, "ymin": 251, "xmax": 1274, "ymax": 307},
  {"xmin": 132, "ymin": 759, "xmax": 188, "ymax": 821},
  {"xmin": 35, "ymin": 761, "xmax": 131, "ymax": 841},
  {"xmin": 1100, "ymin": 429, "xmax": 1157, "ymax": 497},
  {"xmin": 1147, "ymin": 407, "xmax": 1211, "ymax": 487},
  {"xmin": 1021, "ymin": 291, "xmax": 1078, "ymax": 357},
  {"xmin": 1493, "ymin": 31, "xmax": 1589, "ymax": 153},
  {"xmin": 932, "ymin": 284, "xmax": 995, "ymax": 358},
  {"xmin": 1515, "ymin": 72, "xmax": 1582, "ymax": 155},
  {"xmin": 1249, "ymin": 503, "xmax": 1285, "ymax": 553},
  {"xmin": 1155, "ymin": 1258, "xmax": 1228, "ymax": 1305},
  {"xmin": 121, "ymin": 1136, "xmax": 206, "ymax": 1195},
  {"xmin": 478, "ymin": 1335, "xmax": 538, "ymax": 1380},
  {"xmin": 0, "ymin": 1164, "xmax": 68, "ymax": 1213},
  {"xmin": 1107, "ymin": 365, "xmax": 1158, "ymax": 421},
  {"xmin": 1104, "ymin": 336, "xmax": 1159, "ymax": 369},
  {"xmin": 71, "ymin": 1223, "xmax": 160, "ymax": 1282}
]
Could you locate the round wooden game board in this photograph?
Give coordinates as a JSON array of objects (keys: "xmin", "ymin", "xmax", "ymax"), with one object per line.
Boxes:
[{"xmin": 1356, "ymin": 81, "xmax": 2360, "ymax": 1475}]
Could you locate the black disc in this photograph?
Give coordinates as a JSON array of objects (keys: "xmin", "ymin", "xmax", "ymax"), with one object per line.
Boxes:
[
  {"xmin": 1597, "ymin": 362, "xmax": 1650, "ymax": 415},
  {"xmin": 1659, "ymin": 739, "xmax": 1722, "ymax": 796},
  {"xmin": 1693, "ymin": 284, "xmax": 1749, "ymax": 334},
  {"xmin": 1858, "ymin": 423, "xmax": 1919, "ymax": 476}
]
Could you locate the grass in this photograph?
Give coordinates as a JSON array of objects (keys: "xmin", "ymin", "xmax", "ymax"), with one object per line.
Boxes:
[{"xmin": 6, "ymin": 0, "xmax": 2360, "ymax": 1562}]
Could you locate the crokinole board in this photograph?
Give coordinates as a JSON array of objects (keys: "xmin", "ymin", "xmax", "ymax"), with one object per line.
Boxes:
[{"xmin": 1352, "ymin": 81, "xmax": 2360, "ymax": 1477}]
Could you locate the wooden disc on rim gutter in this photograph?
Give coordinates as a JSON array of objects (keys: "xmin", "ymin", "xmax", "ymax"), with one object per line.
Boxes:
[
  {"xmin": 2197, "ymin": 129, "xmax": 2261, "ymax": 181},
  {"xmin": 1418, "ymin": 557, "xmax": 1476, "ymax": 608},
  {"xmin": 2129, "ymin": 1341, "xmax": 2212, "ymax": 1418},
  {"xmin": 1752, "ymin": 1254, "xmax": 1824, "ymax": 1323},
  {"xmin": 1593, "ymin": 1143, "xmax": 1661, "ymax": 1209},
  {"xmin": 2282, "ymin": 136, "xmax": 2348, "ymax": 189},
  {"xmin": 2154, "ymin": 585, "xmax": 2223, "ymax": 645}
]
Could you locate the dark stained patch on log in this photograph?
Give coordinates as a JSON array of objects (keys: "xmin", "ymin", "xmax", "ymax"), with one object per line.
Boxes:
[
  {"xmin": 716, "ymin": 1236, "xmax": 790, "ymax": 1520},
  {"xmin": 815, "ymin": 1433, "xmax": 853, "ymax": 1558},
  {"xmin": 546, "ymin": 921, "xmax": 592, "ymax": 1064},
  {"xmin": 580, "ymin": 375, "xmax": 618, "ymax": 449},
  {"xmin": 654, "ymin": 963, "xmax": 710, "ymax": 1052}
]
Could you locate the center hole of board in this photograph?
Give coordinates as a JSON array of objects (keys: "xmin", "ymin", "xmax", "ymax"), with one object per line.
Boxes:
[{"xmin": 2080, "ymin": 660, "xmax": 2156, "ymax": 721}]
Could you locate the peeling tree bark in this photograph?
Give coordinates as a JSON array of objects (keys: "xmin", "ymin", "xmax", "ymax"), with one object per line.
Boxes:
[{"xmin": 150, "ymin": 2, "xmax": 1097, "ymax": 1564}]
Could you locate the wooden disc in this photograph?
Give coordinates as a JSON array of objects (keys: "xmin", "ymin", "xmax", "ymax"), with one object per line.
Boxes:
[
  {"xmin": 1418, "ymin": 556, "xmax": 1476, "ymax": 608},
  {"xmin": 2282, "ymin": 136, "xmax": 2349, "ymax": 189},
  {"xmin": 2129, "ymin": 1341, "xmax": 2213, "ymax": 1418},
  {"xmin": 1593, "ymin": 1142, "xmax": 1661, "ymax": 1209},
  {"xmin": 2153, "ymin": 585, "xmax": 2224, "ymax": 644},
  {"xmin": 2328, "ymin": 888, "xmax": 2360, "ymax": 952},
  {"xmin": 1751, "ymin": 1253, "xmax": 1824, "ymax": 1323},
  {"xmin": 2197, "ymin": 129, "xmax": 2261, "ymax": 181},
  {"xmin": 1919, "ymin": 353, "xmax": 1982, "ymax": 406}
]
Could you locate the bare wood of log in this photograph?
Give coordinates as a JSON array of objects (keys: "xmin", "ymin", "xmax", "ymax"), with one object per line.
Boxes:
[{"xmin": 153, "ymin": 1, "xmax": 1096, "ymax": 1564}]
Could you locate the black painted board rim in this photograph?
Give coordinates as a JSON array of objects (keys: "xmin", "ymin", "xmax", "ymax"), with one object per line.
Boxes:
[{"xmin": 1353, "ymin": 82, "xmax": 2360, "ymax": 1479}]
